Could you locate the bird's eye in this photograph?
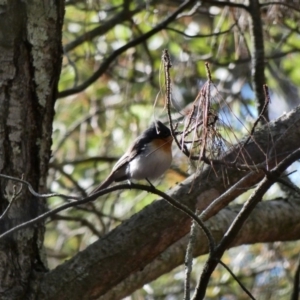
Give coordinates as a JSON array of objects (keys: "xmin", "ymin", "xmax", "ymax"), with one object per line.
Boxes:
[{"xmin": 163, "ymin": 130, "xmax": 170, "ymax": 137}]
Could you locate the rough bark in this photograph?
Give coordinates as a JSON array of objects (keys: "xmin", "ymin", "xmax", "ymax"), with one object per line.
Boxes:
[
  {"xmin": 99, "ymin": 196, "xmax": 300, "ymax": 300},
  {"xmin": 0, "ymin": 1, "xmax": 64, "ymax": 299},
  {"xmin": 36, "ymin": 106, "xmax": 300, "ymax": 300}
]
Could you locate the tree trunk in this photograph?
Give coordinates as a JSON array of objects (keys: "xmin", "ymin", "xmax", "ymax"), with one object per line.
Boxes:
[{"xmin": 0, "ymin": 1, "xmax": 64, "ymax": 299}]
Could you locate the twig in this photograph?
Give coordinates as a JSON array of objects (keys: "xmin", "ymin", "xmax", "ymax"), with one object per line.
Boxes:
[
  {"xmin": 162, "ymin": 49, "xmax": 188, "ymax": 155},
  {"xmin": 0, "ymin": 181, "xmax": 23, "ymax": 221},
  {"xmin": 0, "ymin": 173, "xmax": 80, "ymax": 201},
  {"xmin": 199, "ymin": 64, "xmax": 212, "ymax": 161},
  {"xmin": 233, "ymin": 85, "xmax": 270, "ymax": 164},
  {"xmin": 273, "ymin": 177, "xmax": 300, "ymax": 196},
  {"xmin": 219, "ymin": 260, "xmax": 256, "ymax": 300},
  {"xmin": 183, "ymin": 105, "xmax": 197, "ymax": 140}
]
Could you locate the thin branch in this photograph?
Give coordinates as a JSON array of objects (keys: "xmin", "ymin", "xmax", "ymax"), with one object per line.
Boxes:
[
  {"xmin": 199, "ymin": 63, "xmax": 212, "ymax": 161},
  {"xmin": 50, "ymin": 156, "xmax": 118, "ymax": 168},
  {"xmin": 52, "ymin": 101, "xmax": 129, "ymax": 154},
  {"xmin": 166, "ymin": 23, "xmax": 236, "ymax": 38},
  {"xmin": 51, "ymin": 214, "xmax": 102, "ymax": 237},
  {"xmin": 233, "ymin": 85, "xmax": 270, "ymax": 163},
  {"xmin": 52, "ymin": 107, "xmax": 106, "ymax": 155},
  {"xmin": 194, "ymin": 48, "xmax": 300, "ymax": 68},
  {"xmin": 0, "ymin": 173, "xmax": 80, "ymax": 201},
  {"xmin": 184, "ymin": 214, "xmax": 199, "ymax": 300},
  {"xmin": 291, "ymin": 254, "xmax": 300, "ymax": 300},
  {"xmin": 0, "ymin": 183, "xmax": 215, "ymax": 252},
  {"xmin": 131, "ymin": 20, "xmax": 157, "ymax": 88},
  {"xmin": 177, "ymin": 1, "xmax": 202, "ymax": 18},
  {"xmin": 248, "ymin": 0, "xmax": 268, "ymax": 120},
  {"xmin": 229, "ymin": 8, "xmax": 252, "ymax": 59},
  {"xmin": 200, "ymin": 170, "xmax": 263, "ymax": 221},
  {"xmin": 64, "ymin": 6, "xmax": 143, "ymax": 52},
  {"xmin": 162, "ymin": 49, "xmax": 188, "ymax": 156},
  {"xmin": 54, "ymin": 164, "xmax": 87, "ymax": 195}
]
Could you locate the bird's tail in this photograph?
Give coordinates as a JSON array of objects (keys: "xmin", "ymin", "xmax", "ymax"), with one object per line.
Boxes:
[{"xmin": 89, "ymin": 174, "xmax": 114, "ymax": 196}]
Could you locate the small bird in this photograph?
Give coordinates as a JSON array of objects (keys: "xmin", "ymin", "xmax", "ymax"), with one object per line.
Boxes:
[{"xmin": 90, "ymin": 120, "xmax": 173, "ymax": 195}]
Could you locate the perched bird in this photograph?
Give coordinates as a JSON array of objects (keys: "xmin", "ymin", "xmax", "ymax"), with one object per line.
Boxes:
[{"xmin": 90, "ymin": 120, "xmax": 173, "ymax": 195}]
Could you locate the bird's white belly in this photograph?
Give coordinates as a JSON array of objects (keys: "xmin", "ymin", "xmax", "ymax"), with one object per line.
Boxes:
[{"xmin": 127, "ymin": 147, "xmax": 172, "ymax": 180}]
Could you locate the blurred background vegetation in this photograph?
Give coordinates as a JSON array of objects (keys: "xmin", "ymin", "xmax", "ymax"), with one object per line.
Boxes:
[{"xmin": 46, "ymin": 0, "xmax": 300, "ymax": 299}]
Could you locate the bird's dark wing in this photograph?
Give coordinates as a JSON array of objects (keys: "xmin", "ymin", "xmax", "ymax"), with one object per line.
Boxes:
[{"xmin": 112, "ymin": 133, "xmax": 150, "ymax": 172}]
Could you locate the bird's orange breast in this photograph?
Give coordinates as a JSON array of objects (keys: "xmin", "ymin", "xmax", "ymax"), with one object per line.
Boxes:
[{"xmin": 152, "ymin": 136, "xmax": 173, "ymax": 153}]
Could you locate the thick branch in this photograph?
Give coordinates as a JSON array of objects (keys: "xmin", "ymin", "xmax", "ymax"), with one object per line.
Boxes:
[
  {"xmin": 99, "ymin": 197, "xmax": 300, "ymax": 300},
  {"xmin": 37, "ymin": 106, "xmax": 300, "ymax": 299}
]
